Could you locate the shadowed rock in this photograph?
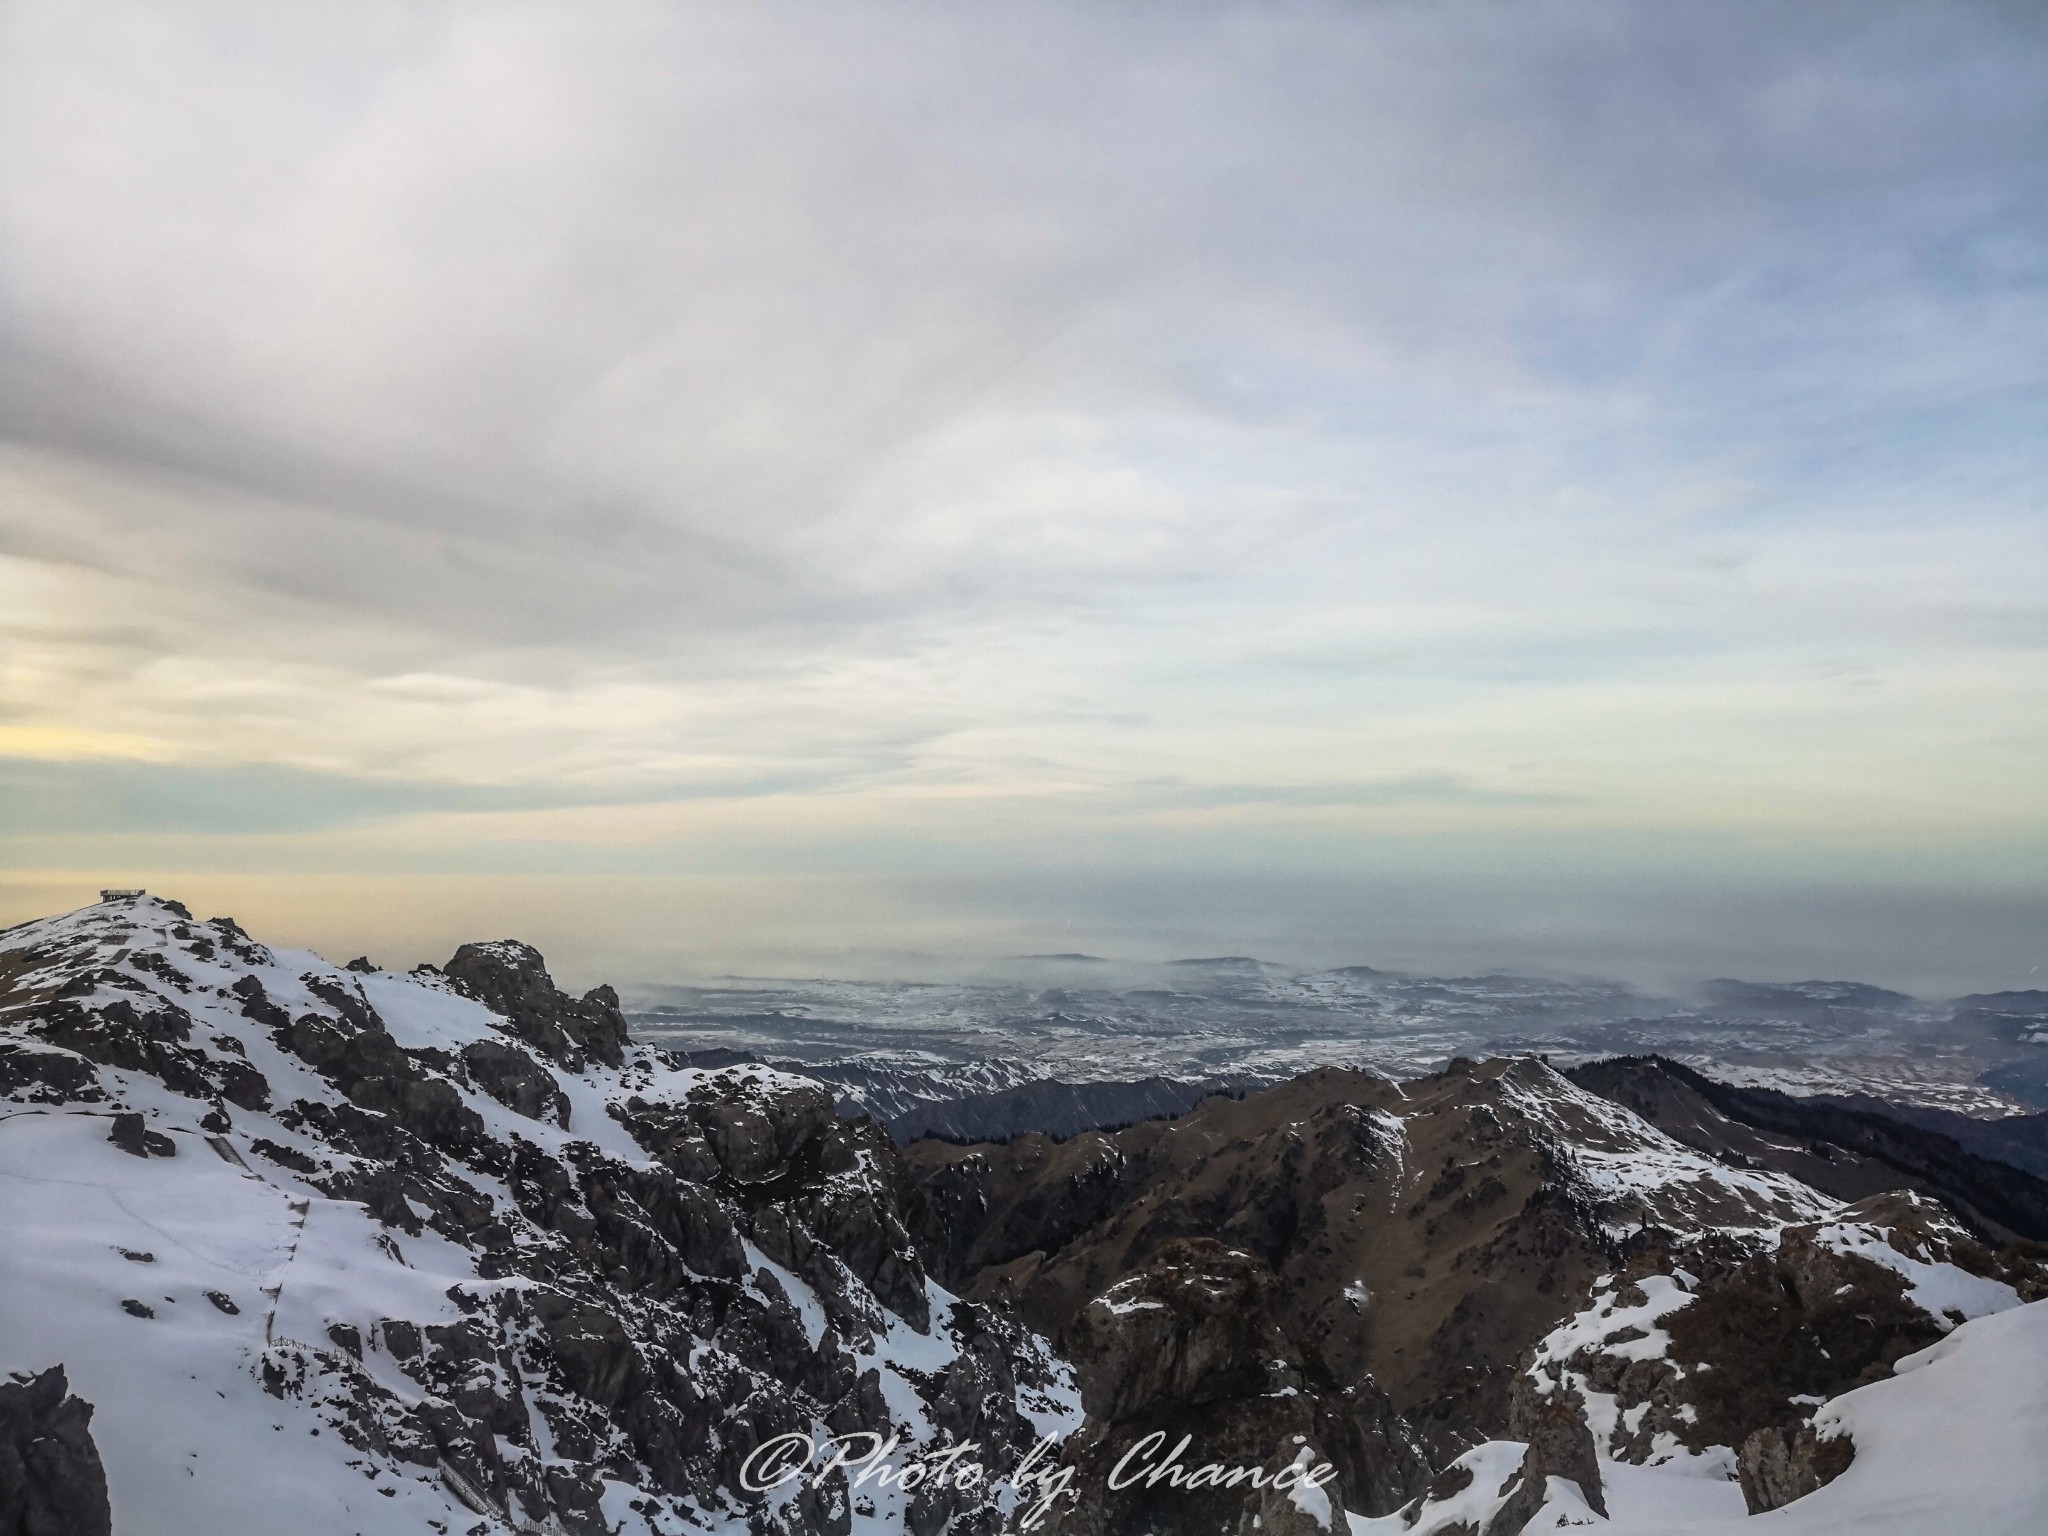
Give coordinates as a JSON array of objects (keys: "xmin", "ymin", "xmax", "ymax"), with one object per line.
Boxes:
[
  {"xmin": 1736, "ymin": 1422, "xmax": 1854, "ymax": 1513},
  {"xmin": 106, "ymin": 1110, "xmax": 174, "ymax": 1158},
  {"xmin": 443, "ymin": 941, "xmax": 628, "ymax": 1070},
  {"xmin": 1037, "ymin": 1238, "xmax": 1428, "ymax": 1534},
  {"xmin": 462, "ymin": 1037, "xmax": 570, "ymax": 1126},
  {"xmin": 0, "ymin": 1365, "xmax": 112, "ymax": 1536},
  {"xmin": 1489, "ymin": 1382, "xmax": 1605, "ymax": 1534}
]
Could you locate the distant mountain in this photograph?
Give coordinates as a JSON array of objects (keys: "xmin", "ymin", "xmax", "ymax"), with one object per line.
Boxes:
[
  {"xmin": 1952, "ymin": 990, "xmax": 2048, "ymax": 1056},
  {"xmin": 1954, "ymin": 989, "xmax": 2048, "ymax": 1016},
  {"xmin": 1700, "ymin": 978, "xmax": 1918, "ymax": 1014},
  {"xmin": 631, "ymin": 963, "xmax": 2048, "ymax": 1118},
  {"xmin": 765, "ymin": 1054, "xmax": 1053, "ymax": 1121},
  {"xmin": 1813, "ymin": 1094, "xmax": 2048, "ymax": 1183}
]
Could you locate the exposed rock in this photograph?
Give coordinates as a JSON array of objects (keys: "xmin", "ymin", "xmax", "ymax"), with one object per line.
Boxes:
[
  {"xmin": 0, "ymin": 1365, "xmax": 112, "ymax": 1536},
  {"xmin": 273, "ymin": 1002, "xmax": 489, "ymax": 1159},
  {"xmin": 1663, "ymin": 1231, "xmax": 1945, "ymax": 1452},
  {"xmin": 462, "ymin": 1037, "xmax": 570, "ymax": 1125},
  {"xmin": 1036, "ymin": 1238, "xmax": 1427, "ymax": 1534},
  {"xmin": 443, "ymin": 940, "xmax": 628, "ymax": 1069},
  {"xmin": 1736, "ymin": 1421, "xmax": 1854, "ymax": 1513},
  {"xmin": 904, "ymin": 1057, "xmax": 1820, "ymax": 1463},
  {"xmin": 1488, "ymin": 1381, "xmax": 1605, "ymax": 1535},
  {"xmin": 106, "ymin": 1110, "xmax": 175, "ymax": 1158},
  {"xmin": 0, "ymin": 1044, "xmax": 102, "ymax": 1105}
]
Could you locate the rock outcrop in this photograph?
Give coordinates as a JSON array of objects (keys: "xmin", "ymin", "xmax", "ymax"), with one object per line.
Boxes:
[
  {"xmin": 1036, "ymin": 1238, "xmax": 1427, "ymax": 1534},
  {"xmin": 440, "ymin": 939, "xmax": 630, "ymax": 1070},
  {"xmin": 1489, "ymin": 1379, "xmax": 1605, "ymax": 1533},
  {"xmin": 1735, "ymin": 1421, "xmax": 1854, "ymax": 1513},
  {"xmin": 0, "ymin": 1366, "xmax": 112, "ymax": 1536}
]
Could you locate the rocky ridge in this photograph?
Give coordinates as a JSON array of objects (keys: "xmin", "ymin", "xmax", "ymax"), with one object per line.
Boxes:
[
  {"xmin": 905, "ymin": 1057, "xmax": 2048, "ymax": 1534},
  {"xmin": 0, "ymin": 894, "xmax": 1075, "ymax": 1536},
  {"xmin": 1563, "ymin": 1055, "xmax": 2048, "ymax": 1239}
]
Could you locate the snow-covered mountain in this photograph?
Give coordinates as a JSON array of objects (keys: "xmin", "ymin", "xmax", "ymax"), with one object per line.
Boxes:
[
  {"xmin": 4, "ymin": 892, "xmax": 2046, "ymax": 1536},
  {"xmin": 0, "ymin": 894, "xmax": 1074, "ymax": 1535},
  {"xmin": 1365, "ymin": 1193, "xmax": 2048, "ymax": 1534},
  {"xmin": 906, "ymin": 1058, "xmax": 2048, "ymax": 1535}
]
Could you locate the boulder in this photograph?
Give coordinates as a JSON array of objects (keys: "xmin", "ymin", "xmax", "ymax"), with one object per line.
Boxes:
[{"xmin": 1737, "ymin": 1422, "xmax": 1854, "ymax": 1513}]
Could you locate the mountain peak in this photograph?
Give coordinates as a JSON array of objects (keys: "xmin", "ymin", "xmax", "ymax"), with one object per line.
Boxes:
[{"xmin": 0, "ymin": 899, "xmax": 1077, "ymax": 1534}]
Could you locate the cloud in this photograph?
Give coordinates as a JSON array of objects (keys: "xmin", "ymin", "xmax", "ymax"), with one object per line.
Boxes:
[
  {"xmin": 1157, "ymin": 774, "xmax": 1583, "ymax": 811},
  {"xmin": 0, "ymin": 0, "xmax": 2044, "ymax": 979}
]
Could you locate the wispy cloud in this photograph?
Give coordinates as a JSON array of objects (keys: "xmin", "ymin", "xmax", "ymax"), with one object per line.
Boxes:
[{"xmin": 1, "ymin": 0, "xmax": 2044, "ymax": 982}]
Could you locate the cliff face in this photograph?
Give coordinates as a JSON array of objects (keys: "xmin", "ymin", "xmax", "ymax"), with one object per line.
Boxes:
[
  {"xmin": 1033, "ymin": 1237, "xmax": 1429, "ymax": 1536},
  {"xmin": 0, "ymin": 895, "xmax": 1075, "ymax": 1536}
]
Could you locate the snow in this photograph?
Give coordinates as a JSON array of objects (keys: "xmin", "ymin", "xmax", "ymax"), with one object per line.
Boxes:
[
  {"xmin": 1, "ymin": 895, "xmax": 1085, "ymax": 1536},
  {"xmin": 1532, "ymin": 1273, "xmax": 1692, "ymax": 1371},
  {"xmin": 1283, "ymin": 1446, "xmax": 1336, "ymax": 1529},
  {"xmin": 355, "ymin": 968, "xmax": 508, "ymax": 1053},
  {"xmin": 1397, "ymin": 1302, "xmax": 2048, "ymax": 1536},
  {"xmin": 1098, "ymin": 1274, "xmax": 1169, "ymax": 1316},
  {"xmin": 1595, "ymin": 1299, "xmax": 2048, "ymax": 1535},
  {"xmin": 1104, "ymin": 1295, "xmax": 1168, "ymax": 1314},
  {"xmin": 267, "ymin": 1195, "xmax": 482, "ymax": 1351},
  {"xmin": 1525, "ymin": 1270, "xmax": 1701, "ymax": 1458},
  {"xmin": 746, "ymin": 1243, "xmax": 830, "ymax": 1348},
  {"xmin": 1812, "ymin": 1218, "xmax": 2022, "ymax": 1327},
  {"xmin": 1347, "ymin": 1441, "xmax": 1526, "ymax": 1536},
  {"xmin": 0, "ymin": 1111, "xmax": 481, "ymax": 1536},
  {"xmin": 1492, "ymin": 1063, "xmax": 1841, "ymax": 1236},
  {"xmin": 1599, "ymin": 1452, "xmax": 1744, "ymax": 1523}
]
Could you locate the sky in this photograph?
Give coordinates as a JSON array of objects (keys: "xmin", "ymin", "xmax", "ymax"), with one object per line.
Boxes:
[{"xmin": 2, "ymin": 0, "xmax": 2045, "ymax": 994}]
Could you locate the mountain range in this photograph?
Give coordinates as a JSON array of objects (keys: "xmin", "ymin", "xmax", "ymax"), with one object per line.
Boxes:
[
  {"xmin": 4, "ymin": 893, "xmax": 2046, "ymax": 1535},
  {"xmin": 634, "ymin": 961, "xmax": 2048, "ymax": 1123}
]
